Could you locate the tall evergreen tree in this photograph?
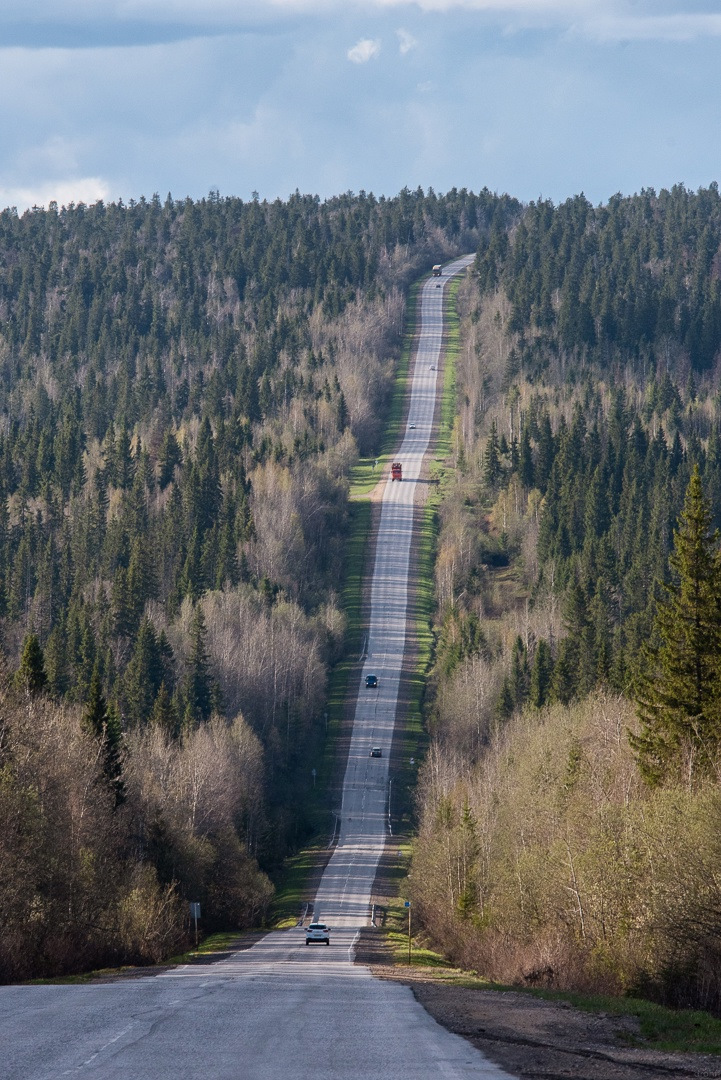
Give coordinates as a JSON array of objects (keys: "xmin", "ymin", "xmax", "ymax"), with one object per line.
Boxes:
[
  {"xmin": 83, "ymin": 667, "xmax": 125, "ymax": 806},
  {"xmin": 631, "ymin": 466, "xmax": 721, "ymax": 784},
  {"xmin": 14, "ymin": 632, "xmax": 47, "ymax": 696},
  {"xmin": 530, "ymin": 638, "xmax": 553, "ymax": 708},
  {"xmin": 483, "ymin": 420, "xmax": 502, "ymax": 487},
  {"xmin": 182, "ymin": 604, "xmax": 214, "ymax": 727}
]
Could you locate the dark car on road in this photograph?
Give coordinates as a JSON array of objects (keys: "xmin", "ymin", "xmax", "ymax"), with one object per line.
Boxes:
[
  {"xmin": 370, "ymin": 747, "xmax": 382, "ymax": 758},
  {"xmin": 365, "ymin": 674, "xmax": 378, "ymax": 688}
]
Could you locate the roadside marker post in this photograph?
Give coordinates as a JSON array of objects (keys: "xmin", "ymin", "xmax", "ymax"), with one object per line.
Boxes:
[
  {"xmin": 404, "ymin": 900, "xmax": 411, "ymax": 964},
  {"xmin": 189, "ymin": 902, "xmax": 201, "ymax": 947}
]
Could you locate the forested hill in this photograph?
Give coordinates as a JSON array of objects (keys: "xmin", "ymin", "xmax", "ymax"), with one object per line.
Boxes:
[{"xmin": 0, "ymin": 186, "xmax": 520, "ymax": 981}]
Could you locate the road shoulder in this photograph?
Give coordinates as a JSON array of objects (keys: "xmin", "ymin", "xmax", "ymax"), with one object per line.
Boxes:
[{"xmin": 354, "ymin": 929, "xmax": 721, "ymax": 1080}]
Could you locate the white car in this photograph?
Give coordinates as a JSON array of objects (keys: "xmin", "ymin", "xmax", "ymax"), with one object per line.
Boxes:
[{"xmin": 305, "ymin": 922, "xmax": 330, "ymax": 945}]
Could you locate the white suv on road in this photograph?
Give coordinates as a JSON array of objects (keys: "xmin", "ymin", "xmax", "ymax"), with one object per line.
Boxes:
[{"xmin": 305, "ymin": 922, "xmax": 330, "ymax": 945}]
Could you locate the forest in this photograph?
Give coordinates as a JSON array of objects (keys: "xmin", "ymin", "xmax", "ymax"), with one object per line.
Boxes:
[
  {"xmin": 0, "ymin": 185, "xmax": 521, "ymax": 980},
  {"xmin": 412, "ymin": 184, "xmax": 721, "ymax": 1014}
]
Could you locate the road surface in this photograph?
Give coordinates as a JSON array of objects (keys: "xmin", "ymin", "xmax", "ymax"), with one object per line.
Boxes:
[
  {"xmin": 2, "ymin": 256, "xmax": 516, "ymax": 1080},
  {"xmin": 313, "ymin": 254, "xmax": 474, "ymax": 929}
]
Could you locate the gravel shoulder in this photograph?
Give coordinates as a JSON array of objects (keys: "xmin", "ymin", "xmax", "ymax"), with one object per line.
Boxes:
[{"xmin": 355, "ymin": 929, "xmax": 721, "ymax": 1080}]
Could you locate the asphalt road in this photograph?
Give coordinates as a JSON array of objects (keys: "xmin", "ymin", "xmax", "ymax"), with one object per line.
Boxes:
[
  {"xmin": 2, "ymin": 256, "xmax": 516, "ymax": 1080},
  {"xmin": 313, "ymin": 254, "xmax": 475, "ymax": 930}
]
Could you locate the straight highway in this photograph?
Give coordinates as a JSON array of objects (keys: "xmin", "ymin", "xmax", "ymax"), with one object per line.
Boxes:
[{"xmin": 2, "ymin": 256, "xmax": 516, "ymax": 1080}]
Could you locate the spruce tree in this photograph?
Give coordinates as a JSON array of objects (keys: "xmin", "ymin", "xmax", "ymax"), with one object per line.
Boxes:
[
  {"xmin": 14, "ymin": 632, "xmax": 47, "ymax": 696},
  {"xmin": 530, "ymin": 638, "xmax": 553, "ymax": 708},
  {"xmin": 123, "ymin": 618, "xmax": 162, "ymax": 725},
  {"xmin": 158, "ymin": 429, "xmax": 182, "ymax": 489},
  {"xmin": 509, "ymin": 636, "xmax": 529, "ymax": 708},
  {"xmin": 631, "ymin": 466, "xmax": 721, "ymax": 784},
  {"xmin": 519, "ymin": 425, "xmax": 534, "ymax": 488},
  {"xmin": 149, "ymin": 681, "xmax": 179, "ymax": 738},
  {"xmin": 182, "ymin": 604, "xmax": 213, "ymax": 727},
  {"xmin": 551, "ymin": 638, "xmax": 579, "ymax": 705},
  {"xmin": 483, "ymin": 420, "xmax": 502, "ymax": 488},
  {"xmin": 83, "ymin": 668, "xmax": 125, "ymax": 806}
]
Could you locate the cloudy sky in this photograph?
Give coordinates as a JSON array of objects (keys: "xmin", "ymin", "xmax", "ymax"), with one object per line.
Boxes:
[{"xmin": 1, "ymin": 0, "xmax": 720, "ymax": 211}]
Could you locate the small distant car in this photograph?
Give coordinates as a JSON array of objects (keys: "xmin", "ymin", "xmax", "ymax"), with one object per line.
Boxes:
[
  {"xmin": 429, "ymin": 365, "xmax": 435, "ymax": 370},
  {"xmin": 436, "ymin": 283, "xmax": 441, "ymax": 288},
  {"xmin": 409, "ymin": 423, "xmax": 416, "ymax": 429},
  {"xmin": 306, "ymin": 922, "xmax": 330, "ymax": 946},
  {"xmin": 365, "ymin": 674, "xmax": 378, "ymax": 688},
  {"xmin": 370, "ymin": 747, "xmax": 382, "ymax": 758}
]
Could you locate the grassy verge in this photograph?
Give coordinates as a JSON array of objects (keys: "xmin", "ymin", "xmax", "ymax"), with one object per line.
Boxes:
[{"xmin": 269, "ymin": 846, "xmax": 329, "ymax": 928}]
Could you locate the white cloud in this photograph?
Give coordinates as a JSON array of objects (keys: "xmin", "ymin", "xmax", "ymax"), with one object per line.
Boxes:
[
  {"xmin": 0, "ymin": 177, "xmax": 111, "ymax": 213},
  {"xmin": 396, "ymin": 27, "xmax": 418, "ymax": 54},
  {"xmin": 347, "ymin": 37, "xmax": 381, "ymax": 63}
]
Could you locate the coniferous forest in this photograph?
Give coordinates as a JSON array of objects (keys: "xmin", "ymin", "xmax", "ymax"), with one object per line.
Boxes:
[{"xmin": 0, "ymin": 186, "xmax": 518, "ymax": 980}]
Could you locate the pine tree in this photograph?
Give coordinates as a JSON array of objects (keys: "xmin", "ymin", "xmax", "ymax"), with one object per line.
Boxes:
[
  {"xmin": 631, "ymin": 466, "xmax": 721, "ymax": 784},
  {"xmin": 14, "ymin": 632, "xmax": 47, "ymax": 696}
]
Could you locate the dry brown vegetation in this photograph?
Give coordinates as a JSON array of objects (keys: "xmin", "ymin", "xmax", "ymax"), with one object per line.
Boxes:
[
  {"xmin": 411, "ymin": 264, "xmax": 721, "ymax": 1013},
  {"xmin": 0, "ymin": 689, "xmax": 271, "ymax": 982},
  {"xmin": 412, "ymin": 693, "xmax": 721, "ymax": 1013}
]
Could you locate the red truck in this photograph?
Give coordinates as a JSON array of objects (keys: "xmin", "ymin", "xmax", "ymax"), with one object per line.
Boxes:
[{"xmin": 391, "ymin": 462, "xmax": 402, "ymax": 481}]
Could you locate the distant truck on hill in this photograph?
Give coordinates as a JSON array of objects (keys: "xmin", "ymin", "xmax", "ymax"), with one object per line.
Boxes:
[
  {"xmin": 391, "ymin": 462, "xmax": 402, "ymax": 481},
  {"xmin": 432, "ymin": 264, "xmax": 442, "ymax": 276}
]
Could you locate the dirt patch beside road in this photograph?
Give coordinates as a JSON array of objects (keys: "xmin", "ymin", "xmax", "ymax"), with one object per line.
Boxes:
[
  {"xmin": 407, "ymin": 981, "xmax": 721, "ymax": 1080},
  {"xmin": 355, "ymin": 929, "xmax": 721, "ymax": 1080}
]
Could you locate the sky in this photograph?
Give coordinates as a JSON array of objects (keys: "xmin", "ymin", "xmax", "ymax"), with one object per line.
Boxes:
[{"xmin": 1, "ymin": 0, "xmax": 720, "ymax": 212}]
